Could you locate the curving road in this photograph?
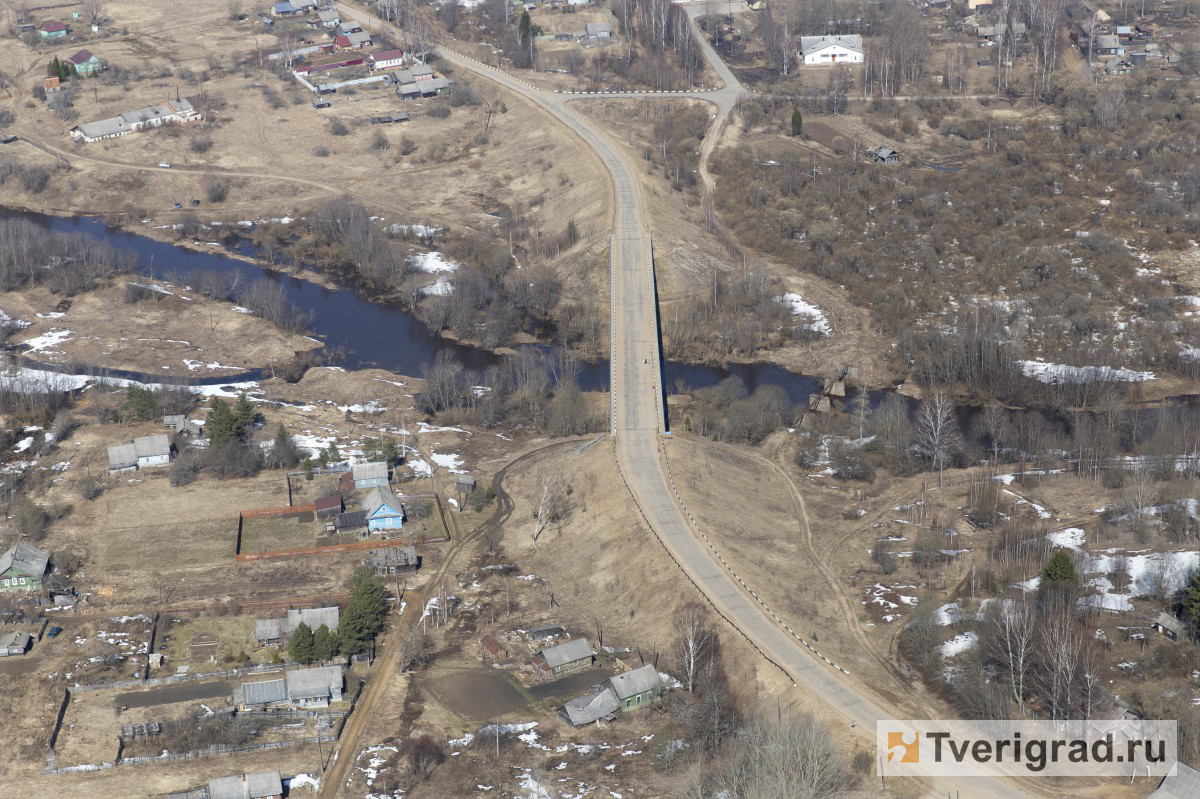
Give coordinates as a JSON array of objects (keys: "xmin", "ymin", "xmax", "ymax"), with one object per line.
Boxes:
[{"xmin": 338, "ymin": 4, "xmax": 1038, "ymax": 797}]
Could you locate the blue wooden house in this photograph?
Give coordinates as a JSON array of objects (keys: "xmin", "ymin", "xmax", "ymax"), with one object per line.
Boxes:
[{"xmin": 361, "ymin": 487, "xmax": 405, "ymax": 533}]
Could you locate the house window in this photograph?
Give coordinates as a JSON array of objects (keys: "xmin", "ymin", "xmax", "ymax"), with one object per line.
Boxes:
[
  {"xmin": 19, "ymin": 577, "xmax": 26, "ymax": 585},
  {"xmin": 2, "ymin": 579, "xmax": 9, "ymax": 587}
]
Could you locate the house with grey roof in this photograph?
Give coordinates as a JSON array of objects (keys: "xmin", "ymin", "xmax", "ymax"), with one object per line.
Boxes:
[
  {"xmin": 608, "ymin": 664, "xmax": 662, "ymax": 710},
  {"xmin": 208, "ymin": 771, "xmax": 284, "ymax": 799},
  {"xmin": 164, "ymin": 415, "xmax": 203, "ymax": 438},
  {"xmin": 560, "ymin": 684, "xmax": 620, "ymax": 726},
  {"xmin": 1151, "ymin": 763, "xmax": 1200, "ymax": 798},
  {"xmin": 285, "ymin": 606, "xmax": 340, "ymax": 634},
  {"xmin": 236, "ymin": 677, "xmax": 287, "ymax": 709},
  {"xmin": 108, "ymin": 442, "xmax": 138, "ymax": 473},
  {"xmin": 533, "ymin": 637, "xmax": 593, "ymax": 679},
  {"xmin": 236, "ymin": 665, "xmax": 343, "ymax": 709},
  {"xmin": 285, "ymin": 663, "xmax": 343, "ymax": 707},
  {"xmin": 1151, "ymin": 612, "xmax": 1186, "ymax": 641},
  {"xmin": 351, "ymin": 461, "xmax": 389, "ymax": 488},
  {"xmin": 0, "ymin": 541, "xmax": 50, "ymax": 592},
  {"xmin": 134, "ymin": 433, "xmax": 171, "ymax": 468},
  {"xmin": 367, "ymin": 545, "xmax": 418, "ymax": 576},
  {"xmin": 254, "ymin": 618, "xmax": 282, "ymax": 646},
  {"xmin": 0, "ymin": 630, "xmax": 32, "ymax": 656},
  {"xmin": 583, "ymin": 22, "xmax": 613, "ymax": 40}
]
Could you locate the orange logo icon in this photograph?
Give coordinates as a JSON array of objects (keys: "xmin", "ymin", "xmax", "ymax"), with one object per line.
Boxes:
[{"xmin": 888, "ymin": 731, "xmax": 920, "ymax": 763}]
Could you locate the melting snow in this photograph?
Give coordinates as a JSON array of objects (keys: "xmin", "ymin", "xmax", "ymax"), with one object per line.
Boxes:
[
  {"xmin": 22, "ymin": 329, "xmax": 74, "ymax": 352},
  {"xmin": 774, "ymin": 293, "xmax": 831, "ymax": 334},
  {"xmin": 411, "ymin": 251, "xmax": 460, "ymax": 273},
  {"xmin": 941, "ymin": 632, "xmax": 978, "ymax": 658},
  {"xmin": 1018, "ymin": 360, "xmax": 1155, "ymax": 383}
]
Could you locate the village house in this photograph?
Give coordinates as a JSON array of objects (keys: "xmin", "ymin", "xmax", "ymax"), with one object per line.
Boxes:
[
  {"xmin": 560, "ymin": 664, "xmax": 664, "ymax": 726},
  {"xmin": 582, "ymin": 22, "xmax": 613, "ymax": 40},
  {"xmin": 39, "ymin": 20, "xmax": 67, "ymax": 39},
  {"xmin": 560, "ymin": 684, "xmax": 620, "ymax": 726},
  {"xmin": 351, "ymin": 461, "xmax": 389, "ymax": 488},
  {"xmin": 163, "ymin": 415, "xmax": 203, "ymax": 438},
  {"xmin": 1150, "ymin": 762, "xmax": 1200, "ymax": 798},
  {"xmin": 533, "ymin": 637, "xmax": 593, "ymax": 679},
  {"xmin": 369, "ymin": 49, "xmax": 407, "ymax": 70},
  {"xmin": 317, "ymin": 8, "xmax": 341, "ymax": 27},
  {"xmin": 70, "ymin": 98, "xmax": 200, "ymax": 143},
  {"xmin": 111, "ymin": 429, "xmax": 172, "ymax": 467},
  {"xmin": 0, "ymin": 631, "xmax": 32, "ymax": 656},
  {"xmin": 1104, "ymin": 56, "xmax": 1133, "ymax": 76},
  {"xmin": 334, "ymin": 30, "xmax": 372, "ymax": 50},
  {"xmin": 799, "ymin": 35, "xmax": 864, "ymax": 66},
  {"xmin": 272, "ymin": 2, "xmax": 297, "ymax": 15},
  {"xmin": 0, "ymin": 541, "xmax": 50, "ymax": 592},
  {"xmin": 235, "ymin": 664, "xmax": 344, "ymax": 710},
  {"xmin": 609, "ymin": 663, "xmax": 663, "ymax": 710},
  {"xmin": 868, "ymin": 146, "xmax": 900, "ymax": 164},
  {"xmin": 208, "ymin": 771, "xmax": 284, "ymax": 799},
  {"xmin": 1151, "ymin": 612, "xmax": 1186, "ymax": 641},
  {"xmin": 66, "ymin": 49, "xmax": 103, "ymax": 75},
  {"xmin": 255, "ymin": 606, "xmax": 340, "ymax": 645},
  {"xmin": 367, "ymin": 545, "xmax": 418, "ymax": 576},
  {"xmin": 1093, "ymin": 34, "xmax": 1124, "ymax": 56},
  {"xmin": 362, "ymin": 487, "xmax": 406, "ymax": 533}
]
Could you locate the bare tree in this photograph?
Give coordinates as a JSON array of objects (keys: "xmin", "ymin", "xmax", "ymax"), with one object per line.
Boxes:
[
  {"xmin": 406, "ymin": 15, "xmax": 436, "ymax": 64},
  {"xmin": 83, "ymin": 0, "xmax": 108, "ymax": 27},
  {"xmin": 1122, "ymin": 468, "xmax": 1157, "ymax": 544},
  {"xmin": 530, "ymin": 471, "xmax": 568, "ymax": 548},
  {"xmin": 1039, "ymin": 591, "xmax": 1083, "ymax": 720},
  {"xmin": 711, "ymin": 709, "xmax": 852, "ymax": 799},
  {"xmin": 673, "ymin": 602, "xmax": 715, "ymax": 693},
  {"xmin": 987, "ymin": 594, "xmax": 1036, "ymax": 714},
  {"xmin": 915, "ymin": 390, "xmax": 962, "ymax": 485}
]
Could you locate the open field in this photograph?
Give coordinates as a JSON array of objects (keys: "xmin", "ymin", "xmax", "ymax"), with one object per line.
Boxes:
[
  {"xmin": 0, "ymin": 0, "xmax": 611, "ymax": 282},
  {"xmin": 1, "ymin": 280, "xmax": 320, "ymax": 378}
]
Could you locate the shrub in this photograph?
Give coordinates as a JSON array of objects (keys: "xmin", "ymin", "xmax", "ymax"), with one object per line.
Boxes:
[
  {"xmin": 427, "ymin": 106, "xmax": 450, "ymax": 119},
  {"xmin": 203, "ymin": 177, "xmax": 230, "ymax": 203},
  {"xmin": 399, "ymin": 735, "xmax": 446, "ymax": 780},
  {"xmin": 328, "ymin": 117, "xmax": 349, "ymax": 136},
  {"xmin": 371, "ymin": 130, "xmax": 389, "ymax": 152},
  {"xmin": 312, "ymin": 145, "xmax": 330, "ymax": 157},
  {"xmin": 170, "ymin": 453, "xmax": 202, "ymax": 486},
  {"xmin": 189, "ymin": 136, "xmax": 214, "ymax": 153}
]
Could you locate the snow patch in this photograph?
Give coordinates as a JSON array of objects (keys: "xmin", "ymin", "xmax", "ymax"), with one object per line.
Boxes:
[{"xmin": 774, "ymin": 293, "xmax": 831, "ymax": 334}]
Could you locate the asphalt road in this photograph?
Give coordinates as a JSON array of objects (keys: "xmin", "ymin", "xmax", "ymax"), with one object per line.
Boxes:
[{"xmin": 338, "ymin": 5, "xmax": 1041, "ymax": 796}]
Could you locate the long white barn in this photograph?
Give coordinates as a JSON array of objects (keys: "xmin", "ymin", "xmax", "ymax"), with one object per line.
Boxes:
[
  {"xmin": 799, "ymin": 35, "xmax": 864, "ymax": 66},
  {"xmin": 69, "ymin": 98, "xmax": 201, "ymax": 143}
]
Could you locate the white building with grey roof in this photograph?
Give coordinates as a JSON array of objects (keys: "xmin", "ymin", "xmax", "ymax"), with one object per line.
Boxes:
[{"xmin": 70, "ymin": 98, "xmax": 200, "ymax": 143}]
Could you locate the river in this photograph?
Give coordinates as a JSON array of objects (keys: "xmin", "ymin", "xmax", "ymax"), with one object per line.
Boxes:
[{"xmin": 1, "ymin": 208, "xmax": 830, "ymax": 404}]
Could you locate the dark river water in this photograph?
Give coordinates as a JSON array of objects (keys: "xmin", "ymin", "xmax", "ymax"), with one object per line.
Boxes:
[{"xmin": 3, "ymin": 209, "xmax": 833, "ymax": 403}]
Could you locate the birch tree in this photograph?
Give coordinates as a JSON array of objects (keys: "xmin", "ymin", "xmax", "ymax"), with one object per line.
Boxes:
[
  {"xmin": 673, "ymin": 602, "xmax": 715, "ymax": 693},
  {"xmin": 915, "ymin": 390, "xmax": 961, "ymax": 485},
  {"xmin": 530, "ymin": 471, "xmax": 568, "ymax": 548},
  {"xmin": 987, "ymin": 595, "xmax": 1036, "ymax": 714}
]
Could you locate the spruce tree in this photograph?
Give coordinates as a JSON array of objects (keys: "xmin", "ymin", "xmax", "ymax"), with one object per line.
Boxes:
[
  {"xmin": 1182, "ymin": 569, "xmax": 1200, "ymax": 629},
  {"xmin": 287, "ymin": 622, "xmax": 316, "ymax": 663},
  {"xmin": 206, "ymin": 398, "xmax": 239, "ymax": 444},
  {"xmin": 313, "ymin": 624, "xmax": 336, "ymax": 662},
  {"xmin": 233, "ymin": 392, "xmax": 256, "ymax": 438},
  {"xmin": 339, "ymin": 567, "xmax": 389, "ymax": 656},
  {"xmin": 791, "ymin": 108, "xmax": 803, "ymax": 137},
  {"xmin": 1042, "ymin": 549, "xmax": 1077, "ymax": 583}
]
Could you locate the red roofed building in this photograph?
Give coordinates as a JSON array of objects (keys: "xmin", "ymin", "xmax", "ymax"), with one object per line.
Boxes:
[
  {"xmin": 369, "ymin": 49, "xmax": 406, "ymax": 70},
  {"xmin": 39, "ymin": 20, "xmax": 67, "ymax": 39}
]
